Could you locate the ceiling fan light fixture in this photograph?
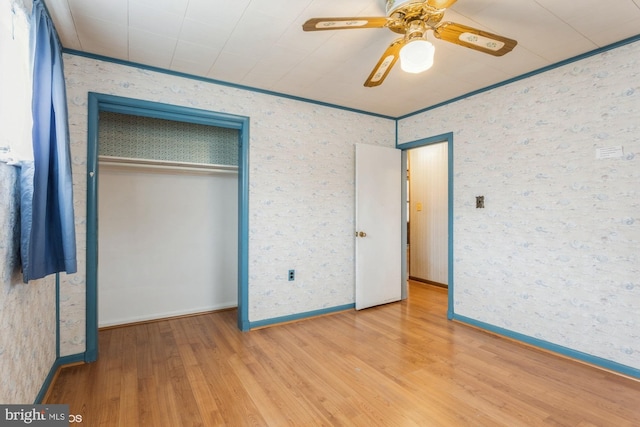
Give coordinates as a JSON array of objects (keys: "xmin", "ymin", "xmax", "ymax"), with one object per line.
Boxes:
[
  {"xmin": 303, "ymin": 0, "xmax": 517, "ymax": 86},
  {"xmin": 399, "ymin": 39, "xmax": 435, "ymax": 73}
]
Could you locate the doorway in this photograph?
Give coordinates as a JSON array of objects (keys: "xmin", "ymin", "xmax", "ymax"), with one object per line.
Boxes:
[
  {"xmin": 398, "ymin": 133, "xmax": 454, "ymax": 319},
  {"xmin": 84, "ymin": 93, "xmax": 250, "ymax": 362},
  {"xmin": 407, "ymin": 142, "xmax": 448, "ymax": 286}
]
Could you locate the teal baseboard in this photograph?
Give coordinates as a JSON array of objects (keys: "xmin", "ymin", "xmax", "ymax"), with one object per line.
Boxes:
[
  {"xmin": 34, "ymin": 353, "xmax": 86, "ymax": 404},
  {"xmin": 248, "ymin": 303, "xmax": 355, "ymax": 330},
  {"xmin": 40, "ymin": 311, "xmax": 635, "ymax": 404},
  {"xmin": 453, "ymin": 314, "xmax": 640, "ymax": 379}
]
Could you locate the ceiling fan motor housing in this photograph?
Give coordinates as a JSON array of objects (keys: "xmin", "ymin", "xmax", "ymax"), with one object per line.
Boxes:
[
  {"xmin": 385, "ymin": 0, "xmax": 446, "ymax": 35},
  {"xmin": 386, "ymin": 0, "xmax": 427, "ymax": 16}
]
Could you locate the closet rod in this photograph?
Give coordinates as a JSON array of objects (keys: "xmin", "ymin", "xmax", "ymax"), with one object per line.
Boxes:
[{"xmin": 98, "ymin": 155, "xmax": 238, "ymax": 174}]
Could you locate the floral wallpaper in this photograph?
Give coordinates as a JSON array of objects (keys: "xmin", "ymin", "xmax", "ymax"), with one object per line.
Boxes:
[
  {"xmin": 99, "ymin": 111, "xmax": 239, "ymax": 166},
  {"xmin": 0, "ymin": 163, "xmax": 56, "ymax": 404},
  {"xmin": 398, "ymin": 41, "xmax": 640, "ymax": 370},
  {"xmin": 60, "ymin": 54, "xmax": 395, "ymax": 356}
]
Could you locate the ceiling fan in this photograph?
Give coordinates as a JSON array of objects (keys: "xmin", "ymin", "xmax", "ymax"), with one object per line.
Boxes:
[{"xmin": 302, "ymin": 0, "xmax": 517, "ymax": 87}]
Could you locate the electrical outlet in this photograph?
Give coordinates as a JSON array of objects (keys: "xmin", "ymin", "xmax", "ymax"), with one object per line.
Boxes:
[{"xmin": 288, "ymin": 270, "xmax": 295, "ymax": 281}]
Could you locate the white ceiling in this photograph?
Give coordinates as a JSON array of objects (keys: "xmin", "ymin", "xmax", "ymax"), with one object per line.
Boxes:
[{"xmin": 44, "ymin": 0, "xmax": 640, "ymax": 117}]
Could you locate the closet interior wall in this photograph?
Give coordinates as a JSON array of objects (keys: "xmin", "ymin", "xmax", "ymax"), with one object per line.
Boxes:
[{"xmin": 97, "ymin": 112, "xmax": 239, "ymax": 327}]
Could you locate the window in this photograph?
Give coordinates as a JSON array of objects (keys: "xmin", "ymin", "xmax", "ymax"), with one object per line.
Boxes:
[{"xmin": 0, "ymin": 0, "xmax": 33, "ymax": 164}]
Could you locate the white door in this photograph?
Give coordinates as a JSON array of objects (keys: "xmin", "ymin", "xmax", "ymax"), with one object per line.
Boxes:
[{"xmin": 355, "ymin": 144, "xmax": 402, "ymax": 310}]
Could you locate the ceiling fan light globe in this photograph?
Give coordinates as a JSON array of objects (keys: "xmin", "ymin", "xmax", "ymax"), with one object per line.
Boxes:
[{"xmin": 400, "ymin": 40, "xmax": 435, "ymax": 73}]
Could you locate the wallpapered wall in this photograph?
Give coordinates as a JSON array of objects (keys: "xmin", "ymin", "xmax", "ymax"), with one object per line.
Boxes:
[
  {"xmin": 398, "ymin": 41, "xmax": 640, "ymax": 370},
  {"xmin": 60, "ymin": 54, "xmax": 395, "ymax": 356},
  {"xmin": 0, "ymin": 163, "xmax": 56, "ymax": 403}
]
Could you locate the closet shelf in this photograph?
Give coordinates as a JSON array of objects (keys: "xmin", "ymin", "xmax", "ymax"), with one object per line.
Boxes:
[{"xmin": 98, "ymin": 156, "xmax": 238, "ymax": 174}]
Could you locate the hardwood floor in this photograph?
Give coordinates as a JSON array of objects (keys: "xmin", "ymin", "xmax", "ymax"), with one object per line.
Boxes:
[{"xmin": 46, "ymin": 282, "xmax": 640, "ymax": 426}]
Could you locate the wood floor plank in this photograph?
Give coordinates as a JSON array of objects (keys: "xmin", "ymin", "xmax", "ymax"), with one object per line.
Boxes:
[{"xmin": 45, "ymin": 282, "xmax": 640, "ymax": 426}]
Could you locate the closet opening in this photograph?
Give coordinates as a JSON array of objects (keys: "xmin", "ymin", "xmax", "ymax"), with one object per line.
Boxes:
[
  {"xmin": 97, "ymin": 112, "xmax": 239, "ymax": 328},
  {"xmin": 85, "ymin": 93, "xmax": 249, "ymax": 362}
]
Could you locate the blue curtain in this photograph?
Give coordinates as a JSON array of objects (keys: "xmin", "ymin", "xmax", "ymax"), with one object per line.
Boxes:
[{"xmin": 20, "ymin": 0, "xmax": 77, "ymax": 282}]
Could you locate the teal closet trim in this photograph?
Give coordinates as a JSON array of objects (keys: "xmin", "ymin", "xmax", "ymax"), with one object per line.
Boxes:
[{"xmin": 85, "ymin": 93, "xmax": 250, "ymax": 363}]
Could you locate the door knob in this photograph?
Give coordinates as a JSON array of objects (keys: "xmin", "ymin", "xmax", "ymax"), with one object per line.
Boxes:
[{"xmin": 358, "ymin": 231, "xmax": 367, "ymax": 237}]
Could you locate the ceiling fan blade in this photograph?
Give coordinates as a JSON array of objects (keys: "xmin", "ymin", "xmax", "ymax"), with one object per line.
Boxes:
[
  {"xmin": 364, "ymin": 38, "xmax": 405, "ymax": 87},
  {"xmin": 426, "ymin": 0, "xmax": 459, "ymax": 9},
  {"xmin": 433, "ymin": 22, "xmax": 517, "ymax": 56},
  {"xmin": 302, "ymin": 17, "xmax": 388, "ymax": 31}
]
